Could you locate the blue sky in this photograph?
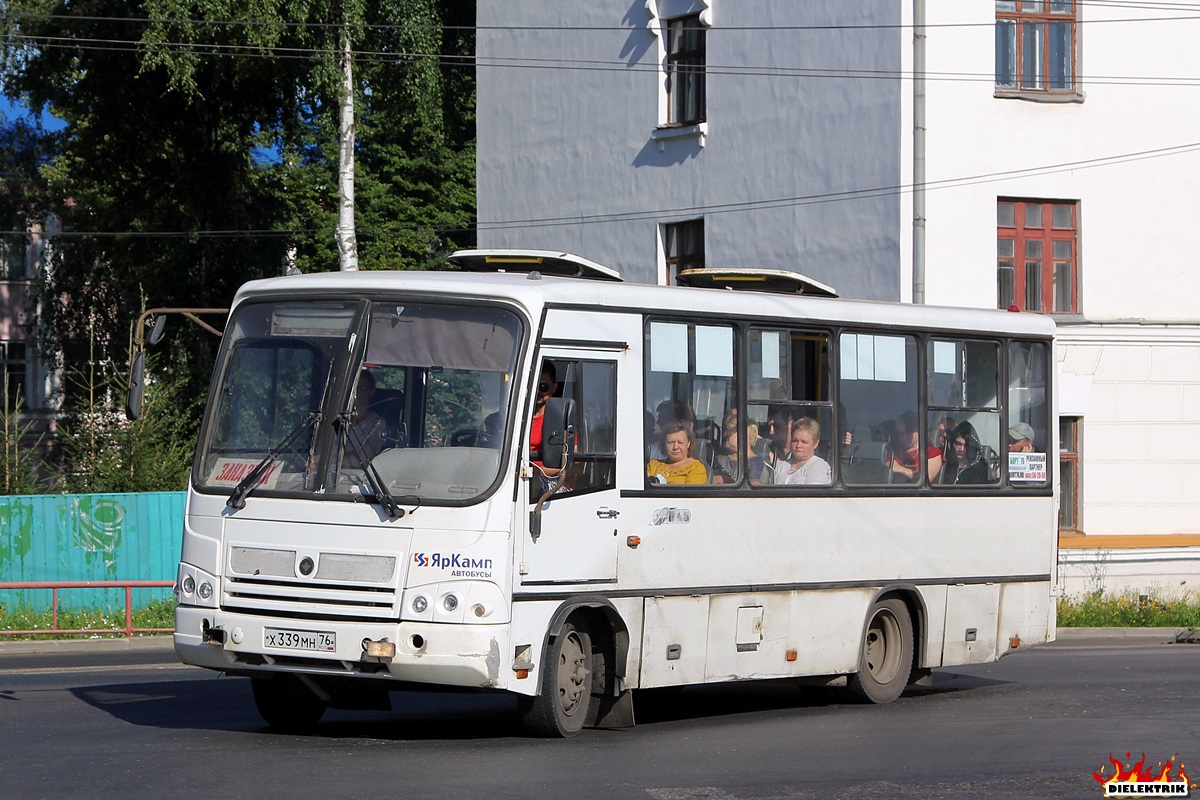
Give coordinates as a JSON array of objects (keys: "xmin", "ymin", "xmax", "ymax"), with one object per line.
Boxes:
[{"xmin": 1, "ymin": 95, "xmax": 68, "ymax": 131}]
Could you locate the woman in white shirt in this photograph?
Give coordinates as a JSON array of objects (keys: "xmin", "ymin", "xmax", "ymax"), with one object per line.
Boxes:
[{"xmin": 771, "ymin": 417, "xmax": 831, "ymax": 485}]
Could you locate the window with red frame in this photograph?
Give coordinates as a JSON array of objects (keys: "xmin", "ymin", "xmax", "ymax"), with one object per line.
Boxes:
[
  {"xmin": 997, "ymin": 199, "xmax": 1077, "ymax": 313},
  {"xmin": 995, "ymin": 1, "xmax": 1077, "ymax": 94},
  {"xmin": 1058, "ymin": 416, "xmax": 1080, "ymax": 531}
]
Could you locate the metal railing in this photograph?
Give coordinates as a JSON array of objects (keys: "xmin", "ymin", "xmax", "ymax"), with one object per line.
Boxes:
[{"xmin": 0, "ymin": 580, "xmax": 175, "ymax": 638}]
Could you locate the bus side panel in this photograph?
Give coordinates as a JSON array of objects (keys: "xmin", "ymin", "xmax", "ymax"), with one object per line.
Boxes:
[
  {"xmin": 941, "ymin": 583, "xmax": 1001, "ymax": 665},
  {"xmin": 996, "ymin": 580, "xmax": 1054, "ymax": 656},
  {"xmin": 916, "ymin": 584, "xmax": 948, "ymax": 669},
  {"xmin": 640, "ymin": 595, "xmax": 710, "ymax": 687}
]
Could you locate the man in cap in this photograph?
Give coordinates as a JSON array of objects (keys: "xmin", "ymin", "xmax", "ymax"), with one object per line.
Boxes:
[{"xmin": 1008, "ymin": 421, "xmax": 1036, "ymax": 453}]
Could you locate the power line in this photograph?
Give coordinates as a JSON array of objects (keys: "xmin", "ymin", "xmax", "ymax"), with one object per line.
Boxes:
[
  {"xmin": 11, "ymin": 33, "xmax": 1200, "ymax": 89},
  {"xmin": 5, "ymin": 140, "xmax": 1197, "ymax": 240},
  {"xmin": 474, "ymin": 141, "xmax": 1200, "ymax": 231},
  {"xmin": 6, "ymin": 4, "xmax": 1200, "ymax": 33}
]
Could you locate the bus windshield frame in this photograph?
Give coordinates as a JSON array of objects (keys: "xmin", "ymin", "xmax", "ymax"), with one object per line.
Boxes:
[{"xmin": 192, "ymin": 295, "xmax": 526, "ymax": 507}]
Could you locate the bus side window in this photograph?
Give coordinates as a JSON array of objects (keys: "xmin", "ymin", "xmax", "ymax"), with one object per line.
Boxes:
[
  {"xmin": 1007, "ymin": 340, "xmax": 1050, "ymax": 487},
  {"xmin": 548, "ymin": 359, "xmax": 617, "ymax": 499},
  {"xmin": 839, "ymin": 332, "xmax": 920, "ymax": 486}
]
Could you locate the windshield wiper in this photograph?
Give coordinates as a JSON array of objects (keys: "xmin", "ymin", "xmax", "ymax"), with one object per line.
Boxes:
[
  {"xmin": 226, "ymin": 412, "xmax": 319, "ymax": 510},
  {"xmin": 339, "ymin": 412, "xmax": 406, "ymax": 519}
]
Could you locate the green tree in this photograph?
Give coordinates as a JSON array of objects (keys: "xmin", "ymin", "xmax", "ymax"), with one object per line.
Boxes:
[{"xmin": 0, "ymin": 1, "xmax": 476, "ymax": 477}]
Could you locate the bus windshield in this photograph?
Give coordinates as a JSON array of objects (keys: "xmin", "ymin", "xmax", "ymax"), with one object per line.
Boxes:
[{"xmin": 195, "ymin": 298, "xmax": 524, "ymax": 505}]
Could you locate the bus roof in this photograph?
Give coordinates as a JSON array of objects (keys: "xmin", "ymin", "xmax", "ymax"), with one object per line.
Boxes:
[{"xmin": 233, "ymin": 266, "xmax": 1055, "ymax": 339}]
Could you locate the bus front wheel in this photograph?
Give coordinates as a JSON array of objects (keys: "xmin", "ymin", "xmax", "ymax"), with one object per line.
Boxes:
[
  {"xmin": 519, "ymin": 622, "xmax": 593, "ymax": 737},
  {"xmin": 848, "ymin": 598, "xmax": 913, "ymax": 704},
  {"xmin": 251, "ymin": 674, "xmax": 327, "ymax": 732}
]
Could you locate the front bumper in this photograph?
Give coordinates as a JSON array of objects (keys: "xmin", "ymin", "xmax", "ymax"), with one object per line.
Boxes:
[{"xmin": 175, "ymin": 605, "xmax": 508, "ymax": 690}]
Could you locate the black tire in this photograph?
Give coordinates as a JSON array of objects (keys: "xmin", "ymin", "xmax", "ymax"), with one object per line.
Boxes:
[
  {"xmin": 848, "ymin": 598, "xmax": 913, "ymax": 704},
  {"xmin": 251, "ymin": 674, "xmax": 327, "ymax": 732},
  {"xmin": 519, "ymin": 622, "xmax": 593, "ymax": 737}
]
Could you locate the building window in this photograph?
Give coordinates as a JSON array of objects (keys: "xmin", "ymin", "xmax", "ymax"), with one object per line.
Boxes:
[
  {"xmin": 1, "ymin": 231, "xmax": 29, "ymax": 281},
  {"xmin": 664, "ymin": 219, "xmax": 704, "ymax": 283},
  {"xmin": 1059, "ymin": 416, "xmax": 1079, "ymax": 530},
  {"xmin": 1, "ymin": 341, "xmax": 28, "ymax": 412},
  {"xmin": 667, "ymin": 15, "xmax": 706, "ymax": 125},
  {"xmin": 997, "ymin": 199, "xmax": 1077, "ymax": 313},
  {"xmin": 995, "ymin": 1, "xmax": 1077, "ymax": 95}
]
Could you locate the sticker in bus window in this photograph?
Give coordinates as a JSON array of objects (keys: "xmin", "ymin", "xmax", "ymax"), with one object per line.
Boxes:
[
  {"xmin": 208, "ymin": 458, "xmax": 284, "ymax": 489},
  {"xmin": 650, "ymin": 322, "xmax": 688, "ymax": 373},
  {"xmin": 760, "ymin": 331, "xmax": 781, "ymax": 380},
  {"xmin": 934, "ymin": 341, "xmax": 958, "ymax": 374},
  {"xmin": 695, "ymin": 326, "xmax": 733, "ymax": 377},
  {"xmin": 1008, "ymin": 452, "xmax": 1047, "ymax": 482},
  {"xmin": 874, "ymin": 336, "xmax": 907, "ymax": 382}
]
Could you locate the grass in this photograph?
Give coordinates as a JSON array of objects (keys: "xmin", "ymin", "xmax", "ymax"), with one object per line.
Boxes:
[
  {"xmin": 1057, "ymin": 589, "xmax": 1200, "ymax": 628},
  {"xmin": 0, "ymin": 597, "xmax": 177, "ymax": 640}
]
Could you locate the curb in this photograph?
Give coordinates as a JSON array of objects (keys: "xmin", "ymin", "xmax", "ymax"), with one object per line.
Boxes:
[
  {"xmin": 0, "ymin": 635, "xmax": 175, "ymax": 656},
  {"xmin": 1055, "ymin": 627, "xmax": 1196, "ymax": 643}
]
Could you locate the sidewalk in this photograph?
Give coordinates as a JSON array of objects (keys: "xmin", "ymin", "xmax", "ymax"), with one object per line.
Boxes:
[{"xmin": 0, "ymin": 634, "xmax": 175, "ymax": 656}]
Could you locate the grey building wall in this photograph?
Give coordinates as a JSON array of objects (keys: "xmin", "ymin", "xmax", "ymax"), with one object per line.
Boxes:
[{"xmin": 476, "ymin": 0, "xmax": 902, "ymax": 300}]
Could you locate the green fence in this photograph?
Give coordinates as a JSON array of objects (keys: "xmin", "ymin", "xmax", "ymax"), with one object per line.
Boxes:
[{"xmin": 0, "ymin": 491, "xmax": 184, "ymax": 612}]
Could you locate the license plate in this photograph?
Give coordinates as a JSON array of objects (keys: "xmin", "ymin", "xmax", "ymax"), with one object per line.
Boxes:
[{"xmin": 263, "ymin": 627, "xmax": 336, "ymax": 652}]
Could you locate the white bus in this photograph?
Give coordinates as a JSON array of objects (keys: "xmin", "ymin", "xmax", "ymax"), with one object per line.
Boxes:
[{"xmin": 174, "ymin": 250, "xmax": 1057, "ymax": 737}]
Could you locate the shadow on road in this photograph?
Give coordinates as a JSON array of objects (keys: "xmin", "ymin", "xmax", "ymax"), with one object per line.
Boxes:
[{"xmin": 68, "ymin": 668, "xmax": 1012, "ymax": 740}]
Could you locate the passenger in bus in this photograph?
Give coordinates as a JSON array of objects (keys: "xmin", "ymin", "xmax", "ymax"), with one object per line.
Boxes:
[
  {"xmin": 1008, "ymin": 421, "xmax": 1036, "ymax": 453},
  {"xmin": 886, "ymin": 409, "xmax": 943, "ymax": 483},
  {"xmin": 529, "ymin": 362, "xmax": 561, "ymax": 477},
  {"xmin": 764, "ymin": 406, "xmax": 794, "ymax": 461},
  {"xmin": 771, "ymin": 417, "xmax": 832, "ymax": 485},
  {"xmin": 944, "ymin": 421, "xmax": 990, "ymax": 485},
  {"xmin": 647, "ymin": 422, "xmax": 708, "ymax": 484},
  {"xmin": 934, "ymin": 416, "xmax": 958, "ymax": 454},
  {"xmin": 712, "ymin": 422, "xmax": 765, "ymax": 485},
  {"xmin": 648, "ymin": 400, "xmax": 697, "ymax": 460},
  {"xmin": 345, "ymin": 370, "xmax": 388, "ymax": 468}
]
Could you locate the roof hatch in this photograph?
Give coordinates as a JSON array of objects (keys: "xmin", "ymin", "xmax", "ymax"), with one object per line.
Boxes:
[
  {"xmin": 448, "ymin": 250, "xmax": 623, "ymax": 282},
  {"xmin": 676, "ymin": 268, "xmax": 839, "ymax": 297}
]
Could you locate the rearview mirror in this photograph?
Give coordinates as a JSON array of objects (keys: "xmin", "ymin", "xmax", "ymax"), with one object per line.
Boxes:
[
  {"xmin": 540, "ymin": 397, "xmax": 576, "ymax": 471},
  {"xmin": 147, "ymin": 314, "xmax": 167, "ymax": 345},
  {"xmin": 125, "ymin": 350, "xmax": 145, "ymax": 420}
]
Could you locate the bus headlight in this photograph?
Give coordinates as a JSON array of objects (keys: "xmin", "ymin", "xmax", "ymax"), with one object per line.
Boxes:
[
  {"xmin": 442, "ymin": 593, "xmax": 459, "ymax": 612},
  {"xmin": 411, "ymin": 595, "xmax": 428, "ymax": 614},
  {"xmin": 176, "ymin": 563, "xmax": 219, "ymax": 609}
]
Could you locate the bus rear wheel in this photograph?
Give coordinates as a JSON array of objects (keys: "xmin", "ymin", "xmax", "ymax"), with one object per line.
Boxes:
[
  {"xmin": 251, "ymin": 674, "xmax": 327, "ymax": 732},
  {"xmin": 519, "ymin": 622, "xmax": 592, "ymax": 737},
  {"xmin": 848, "ymin": 598, "xmax": 913, "ymax": 704}
]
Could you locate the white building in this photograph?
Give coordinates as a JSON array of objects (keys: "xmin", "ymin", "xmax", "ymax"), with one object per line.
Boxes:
[{"xmin": 475, "ymin": 0, "xmax": 1200, "ymax": 596}]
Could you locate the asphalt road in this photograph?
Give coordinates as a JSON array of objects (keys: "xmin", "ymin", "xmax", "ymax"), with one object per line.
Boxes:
[{"xmin": 1, "ymin": 633, "xmax": 1197, "ymax": 800}]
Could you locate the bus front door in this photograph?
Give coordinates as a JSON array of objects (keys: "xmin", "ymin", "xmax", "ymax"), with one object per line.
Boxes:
[{"xmin": 520, "ymin": 352, "xmax": 621, "ymax": 585}]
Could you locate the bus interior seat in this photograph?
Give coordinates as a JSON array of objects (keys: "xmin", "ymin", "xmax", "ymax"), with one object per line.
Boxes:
[
  {"xmin": 843, "ymin": 424, "xmax": 890, "ymax": 484},
  {"xmin": 369, "ymin": 388, "xmax": 406, "ymax": 446}
]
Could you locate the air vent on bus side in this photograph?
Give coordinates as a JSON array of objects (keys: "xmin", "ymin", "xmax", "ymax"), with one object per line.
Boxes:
[
  {"xmin": 448, "ymin": 250, "xmax": 624, "ymax": 282},
  {"xmin": 676, "ymin": 268, "xmax": 839, "ymax": 297}
]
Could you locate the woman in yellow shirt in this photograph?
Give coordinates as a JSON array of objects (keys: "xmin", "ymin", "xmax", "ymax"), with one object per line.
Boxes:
[{"xmin": 647, "ymin": 422, "xmax": 708, "ymax": 484}]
